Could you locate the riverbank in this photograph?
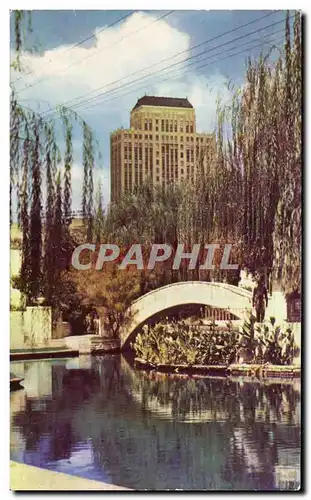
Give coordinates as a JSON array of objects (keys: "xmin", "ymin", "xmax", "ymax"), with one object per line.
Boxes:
[
  {"xmin": 10, "ymin": 461, "xmax": 130, "ymax": 491},
  {"xmin": 10, "ymin": 347, "xmax": 79, "ymax": 361},
  {"xmin": 134, "ymin": 358, "xmax": 300, "ymax": 379}
]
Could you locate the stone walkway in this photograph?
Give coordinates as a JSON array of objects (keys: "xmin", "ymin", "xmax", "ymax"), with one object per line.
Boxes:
[{"xmin": 10, "ymin": 461, "xmax": 130, "ymax": 491}]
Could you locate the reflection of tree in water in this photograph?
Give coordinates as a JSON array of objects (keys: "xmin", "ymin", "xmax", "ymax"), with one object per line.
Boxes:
[
  {"xmin": 10, "ymin": 357, "xmax": 300, "ymax": 490},
  {"xmin": 117, "ymin": 368, "xmax": 300, "ymax": 489},
  {"xmin": 127, "ymin": 368, "xmax": 300, "ymax": 426},
  {"xmin": 12, "ymin": 364, "xmax": 102, "ymax": 463}
]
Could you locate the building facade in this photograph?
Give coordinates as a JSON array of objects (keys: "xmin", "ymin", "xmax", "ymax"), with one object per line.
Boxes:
[{"xmin": 110, "ymin": 96, "xmax": 215, "ymax": 202}]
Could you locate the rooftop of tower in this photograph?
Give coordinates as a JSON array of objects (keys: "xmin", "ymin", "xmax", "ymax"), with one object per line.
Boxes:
[{"xmin": 132, "ymin": 95, "xmax": 193, "ymax": 110}]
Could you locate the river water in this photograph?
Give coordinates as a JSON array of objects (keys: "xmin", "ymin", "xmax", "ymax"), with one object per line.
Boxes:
[{"xmin": 10, "ymin": 355, "xmax": 301, "ymax": 491}]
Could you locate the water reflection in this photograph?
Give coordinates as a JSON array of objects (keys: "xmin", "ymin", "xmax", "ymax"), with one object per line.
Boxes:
[{"xmin": 10, "ymin": 356, "xmax": 300, "ymax": 490}]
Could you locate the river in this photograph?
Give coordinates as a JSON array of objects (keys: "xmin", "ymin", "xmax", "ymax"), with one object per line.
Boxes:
[{"xmin": 10, "ymin": 355, "xmax": 301, "ymax": 490}]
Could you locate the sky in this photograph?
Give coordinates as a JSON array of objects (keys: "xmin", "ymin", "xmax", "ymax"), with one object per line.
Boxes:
[{"xmin": 10, "ymin": 9, "xmax": 290, "ymax": 209}]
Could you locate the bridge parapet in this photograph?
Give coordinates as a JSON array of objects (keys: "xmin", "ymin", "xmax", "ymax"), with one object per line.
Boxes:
[{"xmin": 120, "ymin": 281, "xmax": 252, "ymax": 349}]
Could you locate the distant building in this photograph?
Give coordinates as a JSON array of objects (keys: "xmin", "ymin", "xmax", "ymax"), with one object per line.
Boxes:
[{"xmin": 110, "ymin": 95, "xmax": 215, "ymax": 202}]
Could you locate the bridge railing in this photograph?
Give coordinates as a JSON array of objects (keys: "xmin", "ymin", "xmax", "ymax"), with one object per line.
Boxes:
[{"xmin": 131, "ymin": 281, "xmax": 252, "ymax": 306}]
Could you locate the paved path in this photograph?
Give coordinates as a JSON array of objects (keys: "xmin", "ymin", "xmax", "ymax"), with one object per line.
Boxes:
[{"xmin": 10, "ymin": 461, "xmax": 130, "ymax": 491}]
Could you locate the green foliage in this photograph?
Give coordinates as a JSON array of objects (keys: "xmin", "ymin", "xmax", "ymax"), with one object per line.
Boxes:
[
  {"xmin": 10, "ymin": 11, "xmax": 100, "ymax": 309},
  {"xmin": 28, "ymin": 118, "xmax": 42, "ymax": 301},
  {"xmin": 133, "ymin": 320, "xmax": 239, "ymax": 366},
  {"xmin": 62, "ymin": 114, "xmax": 73, "ymax": 226},
  {"xmin": 11, "ymin": 10, "xmax": 32, "ymax": 72},
  {"xmin": 105, "ymin": 13, "xmax": 301, "ymax": 293},
  {"xmin": 82, "ymin": 122, "xmax": 94, "ymax": 240},
  {"xmin": 68, "ymin": 263, "xmax": 141, "ymax": 338},
  {"xmin": 104, "ymin": 13, "xmax": 301, "ymax": 292},
  {"xmin": 133, "ymin": 313, "xmax": 298, "ymax": 367},
  {"xmin": 272, "ymin": 12, "xmax": 301, "ymax": 293},
  {"xmin": 239, "ymin": 313, "xmax": 299, "ymax": 365},
  {"xmin": 94, "ymin": 181, "xmax": 105, "ymax": 243},
  {"xmin": 10, "ymin": 11, "xmax": 301, "ymax": 325}
]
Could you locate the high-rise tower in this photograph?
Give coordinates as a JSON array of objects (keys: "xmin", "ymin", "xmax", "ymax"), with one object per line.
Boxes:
[{"xmin": 110, "ymin": 96, "xmax": 214, "ymax": 202}]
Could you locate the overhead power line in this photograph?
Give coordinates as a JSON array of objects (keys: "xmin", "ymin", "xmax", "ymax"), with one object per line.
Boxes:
[
  {"xmin": 79, "ymin": 34, "xmax": 286, "ymax": 113},
  {"xmin": 12, "ymin": 11, "xmax": 136, "ymax": 85},
  {"xmin": 16, "ymin": 31, "xmax": 285, "ymax": 122},
  {"xmin": 42, "ymin": 12, "xmax": 282, "ymax": 119},
  {"xmin": 45, "ymin": 13, "xmax": 287, "ymax": 117},
  {"xmin": 14, "ymin": 10, "xmax": 173, "ymax": 94}
]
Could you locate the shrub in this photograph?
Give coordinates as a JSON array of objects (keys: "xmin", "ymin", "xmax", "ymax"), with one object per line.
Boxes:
[
  {"xmin": 132, "ymin": 314, "xmax": 299, "ymax": 366},
  {"xmin": 132, "ymin": 320, "xmax": 239, "ymax": 366}
]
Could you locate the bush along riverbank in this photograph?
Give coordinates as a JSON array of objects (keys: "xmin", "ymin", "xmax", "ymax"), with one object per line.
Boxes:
[{"xmin": 132, "ymin": 315, "xmax": 300, "ymax": 378}]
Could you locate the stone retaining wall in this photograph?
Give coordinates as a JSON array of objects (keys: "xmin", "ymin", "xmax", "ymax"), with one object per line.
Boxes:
[{"xmin": 10, "ymin": 307, "xmax": 52, "ymax": 350}]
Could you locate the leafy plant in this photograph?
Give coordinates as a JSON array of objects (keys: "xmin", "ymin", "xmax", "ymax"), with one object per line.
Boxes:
[
  {"xmin": 132, "ymin": 319, "xmax": 240, "ymax": 366},
  {"xmin": 239, "ymin": 313, "xmax": 299, "ymax": 365},
  {"xmin": 133, "ymin": 312, "xmax": 298, "ymax": 367}
]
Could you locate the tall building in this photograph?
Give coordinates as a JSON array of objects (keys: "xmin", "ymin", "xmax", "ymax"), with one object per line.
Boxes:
[{"xmin": 110, "ymin": 96, "xmax": 215, "ymax": 202}]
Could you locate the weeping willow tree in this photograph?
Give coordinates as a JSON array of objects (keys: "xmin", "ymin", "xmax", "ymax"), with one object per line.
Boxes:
[
  {"xmin": 76, "ymin": 10, "xmax": 301, "ymax": 300},
  {"xmin": 272, "ymin": 12, "xmax": 302, "ymax": 293},
  {"xmin": 10, "ymin": 10, "xmax": 100, "ymax": 306},
  {"xmin": 214, "ymin": 10, "xmax": 301, "ymax": 291}
]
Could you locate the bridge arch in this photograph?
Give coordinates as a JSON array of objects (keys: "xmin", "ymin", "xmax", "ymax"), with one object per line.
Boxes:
[{"xmin": 120, "ymin": 281, "xmax": 252, "ymax": 349}]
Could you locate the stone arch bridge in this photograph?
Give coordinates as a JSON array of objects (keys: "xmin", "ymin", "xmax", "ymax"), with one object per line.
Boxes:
[{"xmin": 120, "ymin": 281, "xmax": 252, "ymax": 349}]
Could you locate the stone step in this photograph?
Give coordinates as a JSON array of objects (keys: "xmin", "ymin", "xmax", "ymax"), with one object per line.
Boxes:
[{"xmin": 50, "ymin": 339, "xmax": 67, "ymax": 348}]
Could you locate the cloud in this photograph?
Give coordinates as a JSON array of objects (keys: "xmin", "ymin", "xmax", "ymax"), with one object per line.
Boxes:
[
  {"xmin": 13, "ymin": 11, "xmax": 231, "ymax": 125},
  {"xmin": 11, "ymin": 11, "xmax": 232, "ymax": 204},
  {"xmin": 12, "ymin": 12, "xmax": 190, "ymax": 107}
]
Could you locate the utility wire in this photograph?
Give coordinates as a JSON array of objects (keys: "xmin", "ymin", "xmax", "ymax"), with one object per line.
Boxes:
[
  {"xmin": 17, "ymin": 32, "xmax": 284, "ymax": 122},
  {"xmin": 80, "ymin": 34, "xmax": 285, "ymax": 113},
  {"xmin": 15, "ymin": 10, "xmax": 173, "ymax": 94},
  {"xmin": 12, "ymin": 11, "xmax": 136, "ymax": 85},
  {"xmin": 42, "ymin": 12, "xmax": 276, "ymax": 116},
  {"xmin": 42, "ymin": 11, "xmax": 277, "ymax": 117},
  {"xmin": 47, "ymin": 14, "xmax": 287, "ymax": 117}
]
